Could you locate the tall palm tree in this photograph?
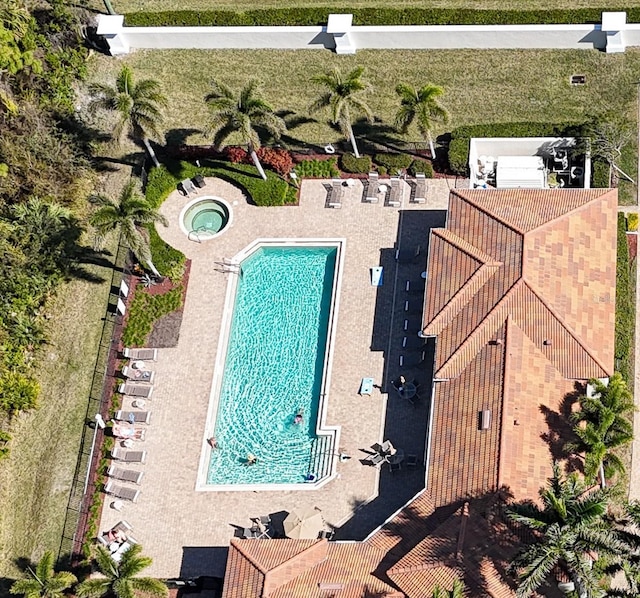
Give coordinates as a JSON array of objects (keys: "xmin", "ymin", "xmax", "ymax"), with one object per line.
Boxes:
[
  {"xmin": 90, "ymin": 180, "xmax": 168, "ymax": 277},
  {"xmin": 75, "ymin": 544, "xmax": 167, "ymax": 598},
  {"xmin": 432, "ymin": 579, "xmax": 465, "ymax": 597},
  {"xmin": 10, "ymin": 550, "xmax": 77, "ymax": 598},
  {"xmin": 205, "ymin": 79, "xmax": 286, "ymax": 181},
  {"xmin": 89, "ymin": 65, "xmax": 168, "ymax": 168},
  {"xmin": 507, "ymin": 462, "xmax": 629, "ymax": 598},
  {"xmin": 394, "ymin": 82, "xmax": 449, "ymax": 159},
  {"xmin": 309, "ymin": 66, "xmax": 373, "ymax": 158},
  {"xmin": 566, "ymin": 374, "xmax": 634, "ymax": 488}
]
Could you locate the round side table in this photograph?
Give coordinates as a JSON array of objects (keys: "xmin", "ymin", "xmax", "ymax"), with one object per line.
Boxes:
[{"xmin": 112, "ymin": 500, "xmax": 124, "ymax": 511}]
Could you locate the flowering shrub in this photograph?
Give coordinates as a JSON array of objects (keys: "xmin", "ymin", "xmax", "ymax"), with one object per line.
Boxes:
[
  {"xmin": 256, "ymin": 147, "xmax": 294, "ymax": 176},
  {"xmin": 225, "ymin": 146, "xmax": 249, "ymax": 164}
]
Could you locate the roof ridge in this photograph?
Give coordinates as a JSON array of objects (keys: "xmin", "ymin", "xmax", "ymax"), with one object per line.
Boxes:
[
  {"xmin": 449, "ymin": 189, "xmax": 526, "ymax": 236},
  {"xmin": 520, "ymin": 279, "xmax": 612, "ymax": 376},
  {"xmin": 423, "ymin": 261, "xmax": 501, "ymax": 336},
  {"xmin": 432, "ymin": 228, "xmax": 501, "ymax": 265},
  {"xmin": 436, "ymin": 283, "xmax": 520, "ymax": 379},
  {"xmin": 231, "ymin": 539, "xmax": 271, "ymax": 575}
]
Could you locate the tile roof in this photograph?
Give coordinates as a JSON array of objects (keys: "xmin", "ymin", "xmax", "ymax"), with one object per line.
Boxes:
[{"xmin": 423, "ymin": 187, "xmax": 617, "ymax": 506}]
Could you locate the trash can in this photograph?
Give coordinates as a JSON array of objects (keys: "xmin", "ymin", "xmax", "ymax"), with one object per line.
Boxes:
[{"xmin": 193, "ymin": 174, "xmax": 206, "ymax": 188}]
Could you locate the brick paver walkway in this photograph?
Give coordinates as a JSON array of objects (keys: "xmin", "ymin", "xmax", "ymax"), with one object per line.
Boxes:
[{"xmin": 99, "ymin": 177, "xmax": 450, "ymax": 577}]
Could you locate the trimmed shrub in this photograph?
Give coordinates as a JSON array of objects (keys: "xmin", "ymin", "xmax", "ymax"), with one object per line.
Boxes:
[
  {"xmin": 125, "ymin": 8, "xmax": 638, "ymax": 27},
  {"xmin": 340, "ymin": 153, "xmax": 372, "ymax": 174},
  {"xmin": 408, "ymin": 159, "xmax": 434, "ymax": 178},
  {"xmin": 628, "ymin": 213, "xmax": 638, "ymax": 232},
  {"xmin": 148, "ymin": 226, "xmax": 186, "ymax": 282},
  {"xmin": 374, "ymin": 152, "xmax": 413, "ymax": 173},
  {"xmin": 615, "ymin": 212, "xmax": 634, "ymax": 384},
  {"xmin": 256, "ymin": 147, "xmax": 294, "ymax": 176},
  {"xmin": 377, "ymin": 166, "xmax": 387, "ymax": 176},
  {"xmin": 145, "ymin": 165, "xmax": 180, "ymax": 209},
  {"xmin": 225, "ymin": 146, "xmax": 249, "ymax": 164},
  {"xmin": 592, "ymin": 160, "xmax": 610, "ymax": 188},
  {"xmin": 448, "ymin": 138, "xmax": 469, "ymax": 175},
  {"xmin": 294, "ymin": 157, "xmax": 339, "ymax": 179}
]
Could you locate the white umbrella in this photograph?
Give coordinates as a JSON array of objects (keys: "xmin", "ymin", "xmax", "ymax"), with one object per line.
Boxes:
[{"xmin": 283, "ymin": 507, "xmax": 324, "ymax": 539}]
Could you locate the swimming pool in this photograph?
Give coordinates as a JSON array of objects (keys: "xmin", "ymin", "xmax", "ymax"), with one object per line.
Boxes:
[{"xmin": 205, "ymin": 243, "xmax": 341, "ymax": 487}]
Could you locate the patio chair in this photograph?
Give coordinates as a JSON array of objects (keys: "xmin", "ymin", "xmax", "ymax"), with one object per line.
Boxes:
[
  {"xmin": 364, "ymin": 172, "xmax": 379, "ymax": 203},
  {"xmin": 108, "ymin": 464, "xmax": 144, "ymax": 485},
  {"xmin": 318, "ymin": 529, "xmax": 335, "ymax": 540},
  {"xmin": 413, "ymin": 173, "xmax": 427, "ymax": 203},
  {"xmin": 249, "ymin": 519, "xmax": 271, "ymax": 539},
  {"xmin": 123, "ymin": 348, "xmax": 158, "ymax": 361},
  {"xmin": 121, "ymin": 366, "xmax": 155, "ymax": 384},
  {"xmin": 405, "ymin": 454, "xmax": 419, "ymax": 469},
  {"xmin": 111, "ymin": 447, "xmax": 146, "ymax": 463},
  {"xmin": 115, "ymin": 410, "xmax": 152, "ymax": 424},
  {"xmin": 396, "ymin": 245, "xmax": 421, "ymax": 263},
  {"xmin": 385, "ymin": 177, "xmax": 402, "ymax": 207},
  {"xmin": 118, "ymin": 383, "xmax": 153, "ymax": 398},
  {"xmin": 326, "ymin": 179, "xmax": 343, "ymax": 209},
  {"xmin": 363, "ymin": 452, "xmax": 385, "ymax": 467},
  {"xmin": 388, "ymin": 461, "xmax": 402, "ymax": 474},
  {"xmin": 104, "ymin": 480, "xmax": 140, "ymax": 503}
]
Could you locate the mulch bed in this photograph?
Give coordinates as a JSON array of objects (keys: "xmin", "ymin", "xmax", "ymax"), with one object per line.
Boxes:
[{"xmin": 627, "ymin": 232, "xmax": 637, "ymax": 262}]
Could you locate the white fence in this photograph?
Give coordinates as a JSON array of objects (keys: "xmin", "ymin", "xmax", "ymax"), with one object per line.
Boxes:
[{"xmin": 97, "ymin": 11, "xmax": 640, "ymax": 56}]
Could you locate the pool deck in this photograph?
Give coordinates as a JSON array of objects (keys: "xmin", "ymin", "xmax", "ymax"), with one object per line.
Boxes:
[{"xmin": 99, "ymin": 176, "xmax": 451, "ymax": 578}]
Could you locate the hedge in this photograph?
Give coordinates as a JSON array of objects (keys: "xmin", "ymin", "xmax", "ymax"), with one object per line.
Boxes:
[
  {"xmin": 374, "ymin": 152, "xmax": 413, "ymax": 173},
  {"xmin": 592, "ymin": 160, "xmax": 610, "ymax": 188},
  {"xmin": 125, "ymin": 7, "xmax": 637, "ymax": 27},
  {"xmin": 340, "ymin": 153, "xmax": 372, "ymax": 174},
  {"xmin": 615, "ymin": 212, "xmax": 634, "ymax": 384},
  {"xmin": 294, "ymin": 157, "xmax": 340, "ymax": 179},
  {"xmin": 447, "ymin": 121, "xmax": 587, "ymax": 175},
  {"xmin": 409, "ymin": 159, "xmax": 434, "ymax": 178}
]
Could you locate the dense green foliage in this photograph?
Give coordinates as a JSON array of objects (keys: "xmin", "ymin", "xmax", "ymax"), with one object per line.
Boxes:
[
  {"xmin": 615, "ymin": 212, "xmax": 634, "ymax": 384},
  {"xmin": 628, "ymin": 213, "xmax": 638, "ymax": 232},
  {"xmin": 447, "ymin": 138, "xmax": 470, "ymax": 175},
  {"xmin": 148, "ymin": 226, "xmax": 185, "ymax": 282},
  {"xmin": 10, "ymin": 550, "xmax": 77, "ymax": 598},
  {"xmin": 340, "ymin": 153, "xmax": 372, "ymax": 174},
  {"xmin": 293, "ymin": 157, "xmax": 340, "ymax": 179},
  {"xmin": 124, "ymin": 7, "xmax": 638, "ymax": 27},
  {"xmin": 592, "ymin": 160, "xmax": 611, "ymax": 188},
  {"xmin": 121, "ymin": 286, "xmax": 183, "ymax": 347},
  {"xmin": 145, "ymin": 160, "xmax": 295, "ymax": 207},
  {"xmin": 409, "ymin": 158, "xmax": 434, "ymax": 177},
  {"xmin": 374, "ymin": 152, "xmax": 413, "ymax": 172}
]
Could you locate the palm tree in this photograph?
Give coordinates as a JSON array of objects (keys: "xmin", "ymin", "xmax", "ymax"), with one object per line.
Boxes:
[
  {"xmin": 90, "ymin": 180, "xmax": 168, "ymax": 277},
  {"xmin": 432, "ymin": 579, "xmax": 465, "ymax": 597},
  {"xmin": 309, "ymin": 66, "xmax": 372, "ymax": 158},
  {"xmin": 507, "ymin": 462, "xmax": 629, "ymax": 598},
  {"xmin": 75, "ymin": 544, "xmax": 167, "ymax": 598},
  {"xmin": 10, "ymin": 550, "xmax": 77, "ymax": 598},
  {"xmin": 89, "ymin": 66, "xmax": 168, "ymax": 168},
  {"xmin": 394, "ymin": 82, "xmax": 449, "ymax": 159},
  {"xmin": 566, "ymin": 374, "xmax": 634, "ymax": 488},
  {"xmin": 205, "ymin": 79, "xmax": 286, "ymax": 181}
]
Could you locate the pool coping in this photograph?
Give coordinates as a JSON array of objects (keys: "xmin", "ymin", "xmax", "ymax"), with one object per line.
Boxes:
[{"xmin": 195, "ymin": 238, "xmax": 345, "ymax": 492}]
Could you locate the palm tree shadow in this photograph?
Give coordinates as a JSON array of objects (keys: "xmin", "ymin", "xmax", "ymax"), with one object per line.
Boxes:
[
  {"xmin": 539, "ymin": 382, "xmax": 585, "ymax": 474},
  {"xmin": 164, "ymin": 128, "xmax": 202, "ymax": 147}
]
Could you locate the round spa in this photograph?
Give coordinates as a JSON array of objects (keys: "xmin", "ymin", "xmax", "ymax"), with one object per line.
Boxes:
[{"xmin": 180, "ymin": 196, "xmax": 233, "ymax": 241}]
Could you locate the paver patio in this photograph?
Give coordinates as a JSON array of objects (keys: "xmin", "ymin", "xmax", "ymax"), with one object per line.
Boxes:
[{"xmin": 99, "ymin": 176, "xmax": 451, "ymax": 578}]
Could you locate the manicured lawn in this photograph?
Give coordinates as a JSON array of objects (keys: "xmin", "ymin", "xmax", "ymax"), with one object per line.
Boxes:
[
  {"xmin": 89, "ymin": 48, "xmax": 640, "ymax": 203},
  {"xmin": 0, "ymin": 235, "xmax": 117, "ymax": 583},
  {"xmin": 91, "ymin": 0, "xmax": 640, "ymax": 14}
]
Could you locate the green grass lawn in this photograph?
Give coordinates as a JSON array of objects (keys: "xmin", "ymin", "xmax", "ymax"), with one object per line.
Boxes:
[
  {"xmin": 0, "ymin": 235, "xmax": 117, "ymax": 586},
  {"xmin": 89, "ymin": 47, "xmax": 640, "ymax": 149},
  {"xmin": 89, "ymin": 0, "xmax": 640, "ymax": 14}
]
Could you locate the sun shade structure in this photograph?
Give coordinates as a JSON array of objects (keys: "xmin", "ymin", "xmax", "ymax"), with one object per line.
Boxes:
[{"xmin": 283, "ymin": 507, "xmax": 324, "ymax": 539}]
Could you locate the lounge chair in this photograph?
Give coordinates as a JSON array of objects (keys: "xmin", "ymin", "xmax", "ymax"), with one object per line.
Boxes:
[
  {"xmin": 111, "ymin": 447, "xmax": 146, "ymax": 463},
  {"xmin": 396, "ymin": 245, "xmax": 421, "ymax": 263},
  {"xmin": 121, "ymin": 366, "xmax": 155, "ymax": 383},
  {"xmin": 364, "ymin": 172, "xmax": 379, "ymax": 203},
  {"xmin": 112, "ymin": 423, "xmax": 146, "ymax": 441},
  {"xmin": 115, "ymin": 410, "xmax": 152, "ymax": 424},
  {"xmin": 413, "ymin": 173, "xmax": 426, "ymax": 203},
  {"xmin": 179, "ymin": 178, "xmax": 197, "ymax": 196},
  {"xmin": 123, "ymin": 348, "xmax": 158, "ymax": 361},
  {"xmin": 326, "ymin": 179, "xmax": 343, "ymax": 209},
  {"xmin": 108, "ymin": 465, "xmax": 144, "ymax": 484},
  {"xmin": 118, "ymin": 383, "xmax": 153, "ymax": 398},
  {"xmin": 104, "ymin": 480, "xmax": 140, "ymax": 503},
  {"xmin": 386, "ymin": 177, "xmax": 402, "ymax": 207}
]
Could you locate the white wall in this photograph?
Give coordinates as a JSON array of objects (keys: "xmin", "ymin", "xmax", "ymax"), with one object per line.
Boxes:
[{"xmin": 97, "ymin": 13, "xmax": 640, "ymax": 55}]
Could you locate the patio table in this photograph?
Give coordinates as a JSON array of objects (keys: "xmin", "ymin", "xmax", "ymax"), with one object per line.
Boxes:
[{"xmin": 398, "ymin": 383, "xmax": 416, "ymax": 400}]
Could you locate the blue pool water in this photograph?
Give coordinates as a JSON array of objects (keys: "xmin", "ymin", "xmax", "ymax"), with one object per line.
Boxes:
[{"xmin": 207, "ymin": 246, "xmax": 337, "ymax": 485}]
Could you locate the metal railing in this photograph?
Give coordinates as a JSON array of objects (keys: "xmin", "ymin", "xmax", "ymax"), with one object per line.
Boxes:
[{"xmin": 57, "ymin": 236, "xmax": 132, "ymax": 565}]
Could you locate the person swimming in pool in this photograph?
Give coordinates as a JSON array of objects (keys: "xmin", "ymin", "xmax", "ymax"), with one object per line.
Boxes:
[{"xmin": 293, "ymin": 409, "xmax": 304, "ymax": 425}]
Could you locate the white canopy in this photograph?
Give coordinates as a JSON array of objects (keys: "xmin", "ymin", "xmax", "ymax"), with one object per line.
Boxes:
[{"xmin": 496, "ymin": 155, "xmax": 546, "ymax": 189}]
